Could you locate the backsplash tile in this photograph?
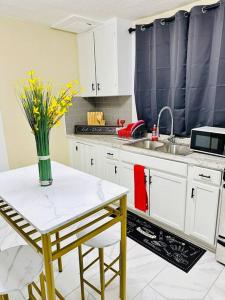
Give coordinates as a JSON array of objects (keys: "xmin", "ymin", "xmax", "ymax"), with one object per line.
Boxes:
[
  {"xmin": 94, "ymin": 96, "xmax": 132, "ymax": 126},
  {"xmin": 65, "ymin": 97, "xmax": 95, "ymax": 134},
  {"xmin": 65, "ymin": 96, "xmax": 132, "ymax": 134}
]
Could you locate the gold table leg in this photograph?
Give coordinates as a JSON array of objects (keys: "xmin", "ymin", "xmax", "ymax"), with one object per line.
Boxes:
[
  {"xmin": 120, "ymin": 195, "xmax": 127, "ymax": 300},
  {"xmin": 78, "ymin": 245, "xmax": 85, "ymax": 300},
  {"xmin": 42, "ymin": 234, "xmax": 56, "ymax": 300},
  {"xmin": 99, "ymin": 248, "xmax": 105, "ymax": 300},
  {"xmin": 55, "ymin": 232, "xmax": 63, "ymax": 272}
]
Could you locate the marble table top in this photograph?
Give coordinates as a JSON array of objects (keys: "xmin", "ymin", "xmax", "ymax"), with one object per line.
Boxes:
[{"xmin": 0, "ymin": 162, "xmax": 128, "ymax": 234}]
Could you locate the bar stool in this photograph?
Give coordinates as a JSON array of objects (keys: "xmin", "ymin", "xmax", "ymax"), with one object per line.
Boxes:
[
  {"xmin": 0, "ymin": 245, "xmax": 45, "ymax": 300},
  {"xmin": 77, "ymin": 216, "xmax": 121, "ymax": 300}
]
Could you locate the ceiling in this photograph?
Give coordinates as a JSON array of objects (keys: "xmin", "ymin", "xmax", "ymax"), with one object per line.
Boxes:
[{"xmin": 0, "ymin": 0, "xmax": 198, "ymax": 26}]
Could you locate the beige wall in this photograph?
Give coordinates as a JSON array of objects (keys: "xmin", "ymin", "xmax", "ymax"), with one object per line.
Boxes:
[
  {"xmin": 136, "ymin": 0, "xmax": 218, "ymax": 23},
  {"xmin": 0, "ymin": 17, "xmax": 78, "ymax": 169}
]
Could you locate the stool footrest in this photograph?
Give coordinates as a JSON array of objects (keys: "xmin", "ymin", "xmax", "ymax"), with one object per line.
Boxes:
[
  {"xmin": 82, "ymin": 247, "xmax": 95, "ymax": 258},
  {"xmin": 83, "ymin": 279, "xmax": 101, "ymax": 295},
  {"xmin": 105, "ymin": 271, "xmax": 120, "ymax": 288},
  {"xmin": 83, "ymin": 257, "xmax": 99, "ymax": 272},
  {"xmin": 104, "ymin": 255, "xmax": 120, "ymax": 274}
]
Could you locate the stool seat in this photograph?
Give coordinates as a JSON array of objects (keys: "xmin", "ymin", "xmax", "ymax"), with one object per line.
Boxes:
[
  {"xmin": 0, "ymin": 246, "xmax": 43, "ymax": 295},
  {"xmin": 77, "ymin": 216, "xmax": 121, "ymax": 248}
]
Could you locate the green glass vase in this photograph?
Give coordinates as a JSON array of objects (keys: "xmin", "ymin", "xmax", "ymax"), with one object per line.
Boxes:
[{"xmin": 35, "ymin": 131, "xmax": 53, "ymax": 187}]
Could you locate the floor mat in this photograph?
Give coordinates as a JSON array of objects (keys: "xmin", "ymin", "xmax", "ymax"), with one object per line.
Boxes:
[{"xmin": 127, "ymin": 210, "xmax": 206, "ymax": 272}]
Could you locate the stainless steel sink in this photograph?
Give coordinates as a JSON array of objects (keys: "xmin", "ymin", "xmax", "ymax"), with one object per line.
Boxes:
[
  {"xmin": 129, "ymin": 139, "xmax": 192, "ymax": 156},
  {"xmin": 129, "ymin": 140, "xmax": 164, "ymax": 150},
  {"xmin": 156, "ymin": 143, "xmax": 192, "ymax": 156}
]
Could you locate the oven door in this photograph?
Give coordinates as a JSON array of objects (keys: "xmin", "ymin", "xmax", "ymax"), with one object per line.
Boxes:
[{"xmin": 190, "ymin": 130, "xmax": 225, "ymax": 156}]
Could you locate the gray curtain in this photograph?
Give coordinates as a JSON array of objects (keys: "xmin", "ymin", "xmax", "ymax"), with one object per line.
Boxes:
[
  {"xmin": 185, "ymin": 1, "xmax": 225, "ymax": 134},
  {"xmin": 135, "ymin": 11, "xmax": 189, "ymax": 135}
]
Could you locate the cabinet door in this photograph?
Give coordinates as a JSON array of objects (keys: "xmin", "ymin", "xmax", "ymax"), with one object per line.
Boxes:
[
  {"xmin": 120, "ymin": 163, "xmax": 135, "ymax": 208},
  {"xmin": 72, "ymin": 142, "xmax": 85, "ymax": 172},
  {"xmin": 188, "ymin": 181, "xmax": 219, "ymax": 245},
  {"xmin": 150, "ymin": 170, "xmax": 187, "ymax": 231},
  {"xmin": 84, "ymin": 145, "xmax": 97, "ymax": 176},
  {"xmin": 104, "ymin": 159, "xmax": 120, "ymax": 184},
  {"xmin": 77, "ymin": 31, "xmax": 96, "ymax": 97},
  {"xmin": 94, "ymin": 22, "xmax": 118, "ymax": 96}
]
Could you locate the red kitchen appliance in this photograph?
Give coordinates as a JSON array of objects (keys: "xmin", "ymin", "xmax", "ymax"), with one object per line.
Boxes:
[{"xmin": 117, "ymin": 120, "xmax": 146, "ymax": 139}]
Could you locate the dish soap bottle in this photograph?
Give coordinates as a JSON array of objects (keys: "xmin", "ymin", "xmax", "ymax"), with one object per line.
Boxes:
[{"xmin": 151, "ymin": 124, "xmax": 158, "ymax": 141}]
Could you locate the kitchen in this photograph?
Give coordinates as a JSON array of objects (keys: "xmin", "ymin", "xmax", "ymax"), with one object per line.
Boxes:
[{"xmin": 1, "ymin": 0, "xmax": 225, "ymax": 300}]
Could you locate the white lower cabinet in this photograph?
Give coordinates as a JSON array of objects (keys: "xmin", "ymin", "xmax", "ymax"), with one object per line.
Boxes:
[
  {"xmin": 71, "ymin": 142, "xmax": 85, "ymax": 171},
  {"xmin": 69, "ymin": 139, "xmax": 222, "ymax": 247},
  {"xmin": 70, "ymin": 141, "xmax": 97, "ymax": 175},
  {"xmin": 104, "ymin": 159, "xmax": 120, "ymax": 184},
  {"xmin": 185, "ymin": 167, "xmax": 221, "ymax": 246},
  {"xmin": 149, "ymin": 170, "xmax": 187, "ymax": 231},
  {"xmin": 84, "ymin": 144, "xmax": 96, "ymax": 175},
  {"xmin": 120, "ymin": 162, "xmax": 135, "ymax": 208}
]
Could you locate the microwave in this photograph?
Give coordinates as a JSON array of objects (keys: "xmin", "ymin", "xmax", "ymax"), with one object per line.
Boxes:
[{"xmin": 190, "ymin": 126, "xmax": 225, "ymax": 157}]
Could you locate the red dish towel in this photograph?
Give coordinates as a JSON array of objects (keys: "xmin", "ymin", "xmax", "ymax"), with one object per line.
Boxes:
[{"xmin": 134, "ymin": 165, "xmax": 148, "ymax": 212}]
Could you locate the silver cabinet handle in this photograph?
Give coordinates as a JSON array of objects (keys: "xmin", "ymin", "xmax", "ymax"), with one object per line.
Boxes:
[
  {"xmin": 97, "ymin": 83, "xmax": 100, "ymax": 91},
  {"xmin": 91, "ymin": 158, "xmax": 94, "ymax": 166},
  {"xmin": 191, "ymin": 188, "xmax": 195, "ymax": 198},
  {"xmin": 92, "ymin": 83, "xmax": 95, "ymax": 91}
]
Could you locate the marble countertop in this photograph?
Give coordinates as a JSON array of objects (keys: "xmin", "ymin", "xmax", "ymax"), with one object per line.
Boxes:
[
  {"xmin": 67, "ymin": 134, "xmax": 225, "ymax": 171},
  {"xmin": 0, "ymin": 162, "xmax": 128, "ymax": 233}
]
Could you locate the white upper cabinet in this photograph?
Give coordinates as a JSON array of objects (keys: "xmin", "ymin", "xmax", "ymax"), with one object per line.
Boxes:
[
  {"xmin": 77, "ymin": 18, "xmax": 132, "ymax": 97},
  {"xmin": 77, "ymin": 31, "xmax": 96, "ymax": 97}
]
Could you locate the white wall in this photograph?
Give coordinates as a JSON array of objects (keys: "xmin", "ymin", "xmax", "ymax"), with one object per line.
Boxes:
[
  {"xmin": 0, "ymin": 17, "xmax": 78, "ymax": 169},
  {"xmin": 0, "ymin": 112, "xmax": 9, "ymax": 171}
]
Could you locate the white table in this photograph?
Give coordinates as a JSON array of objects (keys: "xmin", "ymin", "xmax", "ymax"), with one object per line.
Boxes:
[{"xmin": 0, "ymin": 162, "xmax": 128, "ymax": 300}]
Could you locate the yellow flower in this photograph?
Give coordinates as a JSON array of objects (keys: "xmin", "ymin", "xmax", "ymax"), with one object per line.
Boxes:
[
  {"xmin": 66, "ymin": 82, "xmax": 73, "ymax": 89},
  {"xmin": 60, "ymin": 100, "xmax": 66, "ymax": 106},
  {"xmin": 63, "ymin": 96, "xmax": 72, "ymax": 101},
  {"xmin": 55, "ymin": 120, "xmax": 61, "ymax": 127},
  {"xmin": 28, "ymin": 70, "xmax": 35, "ymax": 77},
  {"xmin": 29, "ymin": 78, "xmax": 36, "ymax": 86},
  {"xmin": 20, "ymin": 93, "xmax": 26, "ymax": 100},
  {"xmin": 73, "ymin": 80, "xmax": 79, "ymax": 85},
  {"xmin": 33, "ymin": 107, "xmax": 40, "ymax": 115}
]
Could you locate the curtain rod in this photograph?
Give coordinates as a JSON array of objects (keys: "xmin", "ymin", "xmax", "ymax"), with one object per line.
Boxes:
[
  {"xmin": 128, "ymin": 1, "xmax": 221, "ymax": 34},
  {"xmin": 128, "ymin": 15, "xmax": 175, "ymax": 34}
]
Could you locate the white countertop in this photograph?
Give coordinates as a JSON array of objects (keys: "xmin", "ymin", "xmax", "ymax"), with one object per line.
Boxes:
[
  {"xmin": 67, "ymin": 134, "xmax": 225, "ymax": 171},
  {"xmin": 0, "ymin": 162, "xmax": 128, "ymax": 234}
]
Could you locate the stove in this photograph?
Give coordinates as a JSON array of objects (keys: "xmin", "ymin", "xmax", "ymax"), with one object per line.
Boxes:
[{"xmin": 74, "ymin": 125, "xmax": 118, "ymax": 135}]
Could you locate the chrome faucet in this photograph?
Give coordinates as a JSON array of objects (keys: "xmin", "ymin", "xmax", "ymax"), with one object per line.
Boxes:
[{"xmin": 156, "ymin": 106, "xmax": 175, "ymax": 144}]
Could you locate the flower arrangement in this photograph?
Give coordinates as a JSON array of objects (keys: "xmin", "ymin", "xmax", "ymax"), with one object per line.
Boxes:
[{"xmin": 18, "ymin": 70, "xmax": 79, "ymax": 186}]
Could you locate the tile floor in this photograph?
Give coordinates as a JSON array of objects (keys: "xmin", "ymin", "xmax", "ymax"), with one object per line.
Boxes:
[{"xmin": 1, "ymin": 218, "xmax": 225, "ymax": 300}]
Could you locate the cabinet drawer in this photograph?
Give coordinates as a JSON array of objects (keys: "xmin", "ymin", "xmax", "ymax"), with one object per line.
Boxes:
[
  {"xmin": 103, "ymin": 147, "xmax": 120, "ymax": 161},
  {"xmin": 120, "ymin": 151, "xmax": 187, "ymax": 177},
  {"xmin": 192, "ymin": 166, "xmax": 221, "ymax": 186}
]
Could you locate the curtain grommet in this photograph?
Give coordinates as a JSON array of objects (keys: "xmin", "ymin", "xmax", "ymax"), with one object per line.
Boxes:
[
  {"xmin": 160, "ymin": 19, "xmax": 166, "ymax": 25},
  {"xmin": 202, "ymin": 6, "xmax": 207, "ymax": 13},
  {"xmin": 141, "ymin": 25, "xmax": 146, "ymax": 31},
  {"xmin": 184, "ymin": 11, "xmax": 189, "ymax": 18}
]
